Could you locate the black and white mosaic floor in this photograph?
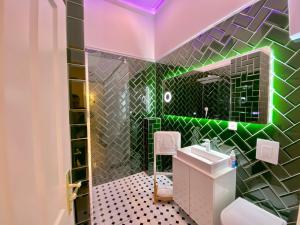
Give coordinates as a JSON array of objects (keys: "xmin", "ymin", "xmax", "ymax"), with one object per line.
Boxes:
[{"xmin": 92, "ymin": 172, "xmax": 197, "ymax": 225}]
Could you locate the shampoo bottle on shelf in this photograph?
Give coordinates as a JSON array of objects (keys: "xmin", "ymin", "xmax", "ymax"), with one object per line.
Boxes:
[{"xmin": 229, "ymin": 150, "xmax": 237, "ymax": 168}]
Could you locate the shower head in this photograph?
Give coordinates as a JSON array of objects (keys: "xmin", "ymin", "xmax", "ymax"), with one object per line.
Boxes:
[
  {"xmin": 204, "ymin": 107, "xmax": 209, "ymax": 118},
  {"xmin": 116, "ymin": 56, "xmax": 127, "ymax": 64}
]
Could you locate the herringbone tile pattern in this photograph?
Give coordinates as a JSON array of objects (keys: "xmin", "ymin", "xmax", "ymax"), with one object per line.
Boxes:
[
  {"xmin": 157, "ymin": 0, "xmax": 300, "ymax": 223},
  {"xmin": 129, "ymin": 63, "xmax": 157, "ymax": 173},
  {"xmin": 163, "ymin": 66, "xmax": 231, "ymax": 120},
  {"xmin": 88, "ymin": 52, "xmax": 156, "ymax": 186}
]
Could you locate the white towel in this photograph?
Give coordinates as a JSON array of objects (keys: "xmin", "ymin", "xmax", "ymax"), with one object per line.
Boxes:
[{"xmin": 154, "ymin": 131, "xmax": 181, "ymax": 155}]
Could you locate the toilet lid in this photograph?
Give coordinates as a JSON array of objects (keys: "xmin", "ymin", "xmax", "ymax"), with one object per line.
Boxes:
[{"xmin": 221, "ymin": 198, "xmax": 286, "ymax": 225}]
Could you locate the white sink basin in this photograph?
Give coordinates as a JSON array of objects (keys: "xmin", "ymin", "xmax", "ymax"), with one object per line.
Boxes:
[
  {"xmin": 177, "ymin": 145, "xmax": 230, "ymax": 175},
  {"xmin": 191, "ymin": 146, "xmax": 224, "ymax": 162}
]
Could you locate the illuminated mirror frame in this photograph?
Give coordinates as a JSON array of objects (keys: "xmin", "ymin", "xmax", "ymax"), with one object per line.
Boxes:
[{"xmin": 162, "ymin": 47, "xmax": 274, "ymax": 124}]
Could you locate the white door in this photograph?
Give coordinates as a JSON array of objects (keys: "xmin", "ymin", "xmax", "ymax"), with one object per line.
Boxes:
[{"xmin": 0, "ymin": 0, "xmax": 74, "ymax": 225}]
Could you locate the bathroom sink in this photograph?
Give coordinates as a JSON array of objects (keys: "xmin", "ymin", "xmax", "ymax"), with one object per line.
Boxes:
[
  {"xmin": 177, "ymin": 145, "xmax": 230, "ymax": 175},
  {"xmin": 190, "ymin": 146, "xmax": 224, "ymax": 162}
]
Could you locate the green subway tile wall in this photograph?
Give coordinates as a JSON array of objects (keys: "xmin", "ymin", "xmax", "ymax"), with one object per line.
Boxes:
[
  {"xmin": 66, "ymin": 1, "xmax": 90, "ymax": 224},
  {"xmin": 129, "ymin": 62, "xmax": 157, "ymax": 176},
  {"xmin": 156, "ymin": 0, "xmax": 299, "ymax": 223}
]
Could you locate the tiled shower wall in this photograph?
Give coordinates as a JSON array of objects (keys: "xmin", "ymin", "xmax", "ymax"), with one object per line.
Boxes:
[
  {"xmin": 163, "ymin": 72, "xmax": 205, "ymax": 117},
  {"xmin": 87, "ymin": 51, "xmax": 156, "ymax": 186},
  {"xmin": 156, "ymin": 0, "xmax": 300, "ymax": 224},
  {"xmin": 231, "ymin": 52, "xmax": 270, "ymax": 123},
  {"xmin": 201, "ymin": 69, "xmax": 231, "ymax": 120},
  {"xmin": 163, "ymin": 67, "xmax": 231, "ymax": 119}
]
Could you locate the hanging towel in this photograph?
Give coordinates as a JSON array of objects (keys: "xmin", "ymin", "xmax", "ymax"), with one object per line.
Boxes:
[{"xmin": 154, "ymin": 131, "xmax": 181, "ymax": 155}]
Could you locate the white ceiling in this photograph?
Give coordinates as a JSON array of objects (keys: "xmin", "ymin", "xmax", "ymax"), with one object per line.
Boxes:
[{"xmin": 105, "ymin": 0, "xmax": 165, "ymax": 15}]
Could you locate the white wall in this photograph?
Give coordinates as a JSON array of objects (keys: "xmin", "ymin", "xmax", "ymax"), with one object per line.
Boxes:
[
  {"xmin": 85, "ymin": 0, "xmax": 258, "ymax": 61},
  {"xmin": 85, "ymin": 0, "xmax": 155, "ymax": 61},
  {"xmin": 154, "ymin": 0, "xmax": 258, "ymax": 59}
]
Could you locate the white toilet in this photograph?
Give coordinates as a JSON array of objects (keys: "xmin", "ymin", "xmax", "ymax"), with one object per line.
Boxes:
[{"xmin": 221, "ymin": 198, "xmax": 287, "ymax": 225}]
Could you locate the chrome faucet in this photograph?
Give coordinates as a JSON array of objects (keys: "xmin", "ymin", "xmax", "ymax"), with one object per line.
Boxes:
[
  {"xmin": 201, "ymin": 137, "xmax": 220, "ymax": 151},
  {"xmin": 202, "ymin": 139, "xmax": 211, "ymax": 151},
  {"xmin": 211, "ymin": 137, "xmax": 220, "ymax": 151}
]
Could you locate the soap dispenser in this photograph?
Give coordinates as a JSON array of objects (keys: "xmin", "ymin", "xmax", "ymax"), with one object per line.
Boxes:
[{"xmin": 229, "ymin": 150, "xmax": 237, "ymax": 168}]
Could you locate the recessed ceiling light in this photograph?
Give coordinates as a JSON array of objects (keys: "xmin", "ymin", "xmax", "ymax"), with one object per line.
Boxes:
[{"xmin": 118, "ymin": 0, "xmax": 164, "ymax": 14}]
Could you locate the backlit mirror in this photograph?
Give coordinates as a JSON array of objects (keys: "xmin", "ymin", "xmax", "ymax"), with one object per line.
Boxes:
[{"xmin": 163, "ymin": 48, "xmax": 271, "ymax": 124}]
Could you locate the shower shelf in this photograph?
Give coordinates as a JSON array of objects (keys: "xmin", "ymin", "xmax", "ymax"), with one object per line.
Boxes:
[
  {"xmin": 72, "ymin": 178, "xmax": 89, "ymax": 183},
  {"xmin": 69, "ymin": 78, "xmax": 86, "ymax": 82},
  {"xmin": 75, "ymin": 219, "xmax": 90, "ymax": 225},
  {"xmin": 71, "ymin": 137, "xmax": 88, "ymax": 141},
  {"xmin": 70, "ymin": 109, "xmax": 87, "ymax": 112},
  {"xmin": 76, "ymin": 192, "xmax": 89, "ymax": 198},
  {"xmin": 72, "ymin": 165, "xmax": 88, "ymax": 170}
]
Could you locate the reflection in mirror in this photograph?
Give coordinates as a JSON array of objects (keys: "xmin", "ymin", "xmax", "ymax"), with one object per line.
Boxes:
[
  {"xmin": 164, "ymin": 91, "xmax": 172, "ymax": 103},
  {"xmin": 163, "ymin": 48, "xmax": 271, "ymax": 124}
]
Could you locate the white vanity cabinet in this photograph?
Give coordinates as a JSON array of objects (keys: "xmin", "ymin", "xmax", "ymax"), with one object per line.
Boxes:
[
  {"xmin": 173, "ymin": 157, "xmax": 190, "ymax": 213},
  {"xmin": 173, "ymin": 154, "xmax": 236, "ymax": 225}
]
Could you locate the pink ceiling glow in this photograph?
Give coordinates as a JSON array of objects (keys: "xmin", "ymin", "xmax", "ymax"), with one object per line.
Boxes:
[{"xmin": 118, "ymin": 0, "xmax": 165, "ymax": 14}]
